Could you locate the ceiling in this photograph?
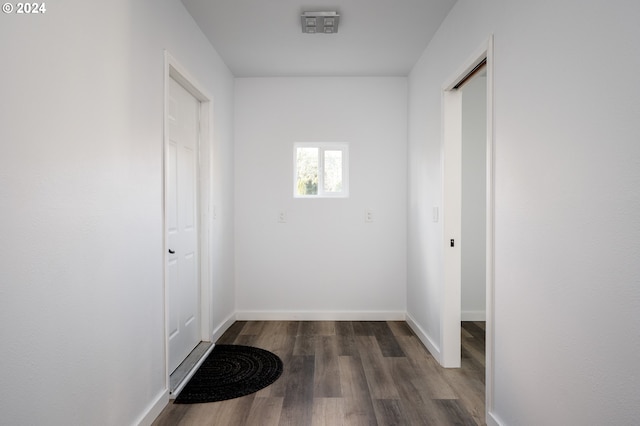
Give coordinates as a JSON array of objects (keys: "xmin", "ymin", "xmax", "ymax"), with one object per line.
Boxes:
[{"xmin": 181, "ymin": 0, "xmax": 458, "ymax": 77}]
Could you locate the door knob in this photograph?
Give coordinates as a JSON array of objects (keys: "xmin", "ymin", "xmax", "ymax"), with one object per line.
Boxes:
[{"xmin": 168, "ymin": 249, "xmax": 175, "ymax": 254}]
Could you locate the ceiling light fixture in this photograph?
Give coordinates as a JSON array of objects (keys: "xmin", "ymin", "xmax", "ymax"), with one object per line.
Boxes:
[{"xmin": 301, "ymin": 11, "xmax": 340, "ymax": 34}]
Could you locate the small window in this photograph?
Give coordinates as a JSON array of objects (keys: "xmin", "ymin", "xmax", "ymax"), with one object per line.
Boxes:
[{"xmin": 294, "ymin": 143, "xmax": 349, "ymax": 198}]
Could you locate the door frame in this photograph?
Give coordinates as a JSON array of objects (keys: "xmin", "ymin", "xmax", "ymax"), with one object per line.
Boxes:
[
  {"xmin": 441, "ymin": 35, "xmax": 495, "ymax": 416},
  {"xmin": 163, "ymin": 51, "xmax": 214, "ymax": 385}
]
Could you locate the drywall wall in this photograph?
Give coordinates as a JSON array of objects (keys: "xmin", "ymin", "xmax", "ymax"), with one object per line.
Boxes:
[
  {"xmin": 0, "ymin": 1, "xmax": 235, "ymax": 424},
  {"xmin": 235, "ymin": 77, "xmax": 407, "ymax": 318},
  {"xmin": 461, "ymin": 75, "xmax": 487, "ymax": 320},
  {"xmin": 408, "ymin": 0, "xmax": 640, "ymax": 424}
]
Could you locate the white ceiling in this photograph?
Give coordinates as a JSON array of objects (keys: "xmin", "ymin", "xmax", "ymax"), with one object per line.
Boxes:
[{"xmin": 181, "ymin": 0, "xmax": 458, "ymax": 77}]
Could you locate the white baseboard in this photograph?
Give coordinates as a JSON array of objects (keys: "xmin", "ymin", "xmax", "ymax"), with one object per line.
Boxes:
[
  {"xmin": 405, "ymin": 312, "xmax": 442, "ymax": 364},
  {"xmin": 487, "ymin": 411, "xmax": 504, "ymax": 426},
  {"xmin": 135, "ymin": 388, "xmax": 169, "ymax": 426},
  {"xmin": 235, "ymin": 310, "xmax": 406, "ymax": 321},
  {"xmin": 211, "ymin": 312, "xmax": 237, "ymax": 342},
  {"xmin": 461, "ymin": 310, "xmax": 486, "ymax": 321}
]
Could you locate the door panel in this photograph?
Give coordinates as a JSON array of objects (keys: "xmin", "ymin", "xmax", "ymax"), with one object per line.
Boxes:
[{"xmin": 167, "ymin": 77, "xmax": 200, "ymax": 374}]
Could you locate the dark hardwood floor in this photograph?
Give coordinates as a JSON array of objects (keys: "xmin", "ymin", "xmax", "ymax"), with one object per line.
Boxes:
[{"xmin": 153, "ymin": 321, "xmax": 485, "ymax": 425}]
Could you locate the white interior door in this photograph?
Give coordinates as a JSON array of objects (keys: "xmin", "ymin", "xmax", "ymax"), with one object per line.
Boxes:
[{"xmin": 167, "ymin": 77, "xmax": 201, "ymax": 374}]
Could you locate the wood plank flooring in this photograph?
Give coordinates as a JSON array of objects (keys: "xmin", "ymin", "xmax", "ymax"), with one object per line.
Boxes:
[{"xmin": 153, "ymin": 321, "xmax": 485, "ymax": 426}]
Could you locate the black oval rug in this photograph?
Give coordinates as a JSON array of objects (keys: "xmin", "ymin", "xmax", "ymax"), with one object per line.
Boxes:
[{"xmin": 174, "ymin": 345, "xmax": 283, "ymax": 404}]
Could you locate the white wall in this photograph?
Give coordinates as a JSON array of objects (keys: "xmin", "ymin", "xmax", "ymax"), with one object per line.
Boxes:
[
  {"xmin": 0, "ymin": 1, "xmax": 235, "ymax": 424},
  {"xmin": 235, "ymin": 77, "xmax": 407, "ymax": 319},
  {"xmin": 461, "ymin": 75, "xmax": 487, "ymax": 320},
  {"xmin": 408, "ymin": 0, "xmax": 640, "ymax": 424}
]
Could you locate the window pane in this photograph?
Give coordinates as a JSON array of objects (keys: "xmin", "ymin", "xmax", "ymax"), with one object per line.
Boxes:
[
  {"xmin": 323, "ymin": 150, "xmax": 343, "ymax": 193},
  {"xmin": 296, "ymin": 147, "xmax": 318, "ymax": 195}
]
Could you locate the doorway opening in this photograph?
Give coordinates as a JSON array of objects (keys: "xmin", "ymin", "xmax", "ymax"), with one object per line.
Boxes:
[
  {"xmin": 441, "ymin": 36, "xmax": 495, "ymax": 419},
  {"xmin": 163, "ymin": 51, "xmax": 215, "ymax": 396}
]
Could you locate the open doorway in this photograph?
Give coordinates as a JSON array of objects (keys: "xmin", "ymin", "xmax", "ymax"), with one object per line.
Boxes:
[
  {"xmin": 460, "ymin": 69, "xmax": 487, "ymax": 325},
  {"xmin": 441, "ymin": 36, "xmax": 495, "ymax": 420},
  {"xmin": 459, "ymin": 69, "xmax": 488, "ymax": 419}
]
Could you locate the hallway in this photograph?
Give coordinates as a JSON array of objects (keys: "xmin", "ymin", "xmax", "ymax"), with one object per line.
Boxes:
[{"xmin": 154, "ymin": 321, "xmax": 485, "ymax": 425}]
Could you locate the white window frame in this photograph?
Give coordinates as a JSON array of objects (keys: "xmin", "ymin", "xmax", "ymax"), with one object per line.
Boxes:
[{"xmin": 293, "ymin": 142, "xmax": 349, "ymax": 198}]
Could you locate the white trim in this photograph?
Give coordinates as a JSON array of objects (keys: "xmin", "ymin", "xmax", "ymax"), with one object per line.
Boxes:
[
  {"xmin": 163, "ymin": 50, "xmax": 215, "ymax": 388},
  {"xmin": 485, "ymin": 34, "xmax": 496, "ymax": 423},
  {"xmin": 461, "ymin": 310, "xmax": 486, "ymax": 321},
  {"xmin": 211, "ymin": 312, "xmax": 237, "ymax": 342},
  {"xmin": 444, "ymin": 44, "xmax": 489, "ymax": 91},
  {"xmin": 235, "ymin": 310, "xmax": 405, "ymax": 321},
  {"xmin": 134, "ymin": 389, "xmax": 169, "ymax": 426},
  {"xmin": 487, "ymin": 411, "xmax": 504, "ymax": 426},
  {"xmin": 405, "ymin": 313, "xmax": 442, "ymax": 364}
]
